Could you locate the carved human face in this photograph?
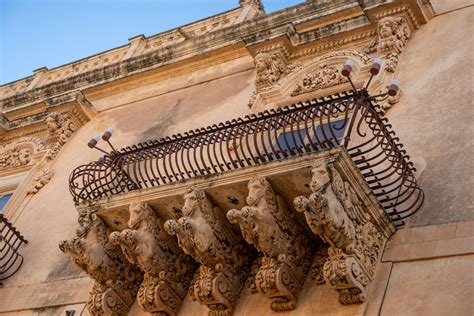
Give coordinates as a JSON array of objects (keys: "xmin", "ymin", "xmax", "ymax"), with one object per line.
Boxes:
[
  {"xmin": 246, "ymin": 178, "xmax": 266, "ymax": 206},
  {"xmin": 255, "ymin": 54, "xmax": 269, "ymax": 73},
  {"xmin": 310, "ymin": 165, "xmax": 330, "ymax": 192},
  {"xmin": 379, "ymin": 20, "xmax": 394, "ymax": 38},
  {"xmin": 183, "ymin": 190, "xmax": 199, "ymax": 216},
  {"xmin": 46, "ymin": 116, "xmax": 59, "ymax": 133}
]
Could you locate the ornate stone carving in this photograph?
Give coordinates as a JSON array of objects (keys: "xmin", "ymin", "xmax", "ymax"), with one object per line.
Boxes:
[
  {"xmin": 27, "ymin": 167, "xmax": 53, "ymax": 194},
  {"xmin": 46, "ymin": 112, "xmax": 77, "ymax": 146},
  {"xmin": 294, "ymin": 161, "xmax": 385, "ymax": 304},
  {"xmin": 291, "ymin": 63, "xmax": 348, "ymax": 96},
  {"xmin": 109, "ymin": 201, "xmax": 197, "ymax": 315},
  {"xmin": 227, "ymin": 176, "xmax": 313, "ymax": 311},
  {"xmin": 254, "ymin": 51, "xmax": 288, "ymax": 91},
  {"xmin": 0, "ymin": 145, "xmax": 33, "ymax": 171},
  {"xmin": 59, "ymin": 215, "xmax": 142, "ymax": 316},
  {"xmin": 164, "ymin": 186, "xmax": 253, "ymax": 316},
  {"xmin": 365, "ymin": 16, "xmax": 411, "ymax": 72}
]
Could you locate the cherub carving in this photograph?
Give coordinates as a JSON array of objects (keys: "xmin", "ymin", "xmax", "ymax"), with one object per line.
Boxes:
[
  {"xmin": 59, "ymin": 215, "xmax": 142, "ymax": 316},
  {"xmin": 109, "ymin": 201, "xmax": 196, "ymax": 315}
]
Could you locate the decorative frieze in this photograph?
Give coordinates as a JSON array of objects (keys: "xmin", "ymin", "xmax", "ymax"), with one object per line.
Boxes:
[
  {"xmin": 227, "ymin": 176, "xmax": 313, "ymax": 311},
  {"xmin": 109, "ymin": 201, "xmax": 197, "ymax": 315},
  {"xmin": 59, "ymin": 214, "xmax": 143, "ymax": 316},
  {"xmin": 290, "ymin": 63, "xmax": 348, "ymax": 97},
  {"xmin": 164, "ymin": 186, "xmax": 254, "ymax": 316},
  {"xmin": 294, "ymin": 161, "xmax": 385, "ymax": 304}
]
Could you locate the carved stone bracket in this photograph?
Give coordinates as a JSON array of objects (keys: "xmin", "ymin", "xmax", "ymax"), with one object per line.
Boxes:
[
  {"xmin": 59, "ymin": 215, "xmax": 142, "ymax": 316},
  {"xmin": 227, "ymin": 176, "xmax": 313, "ymax": 311},
  {"xmin": 294, "ymin": 161, "xmax": 386, "ymax": 304},
  {"xmin": 254, "ymin": 48, "xmax": 289, "ymax": 92},
  {"xmin": 108, "ymin": 201, "xmax": 197, "ymax": 315},
  {"xmin": 364, "ymin": 16, "xmax": 411, "ymax": 73},
  {"xmin": 164, "ymin": 186, "xmax": 254, "ymax": 316}
]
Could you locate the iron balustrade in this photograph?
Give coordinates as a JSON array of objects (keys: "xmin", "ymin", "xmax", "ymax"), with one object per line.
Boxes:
[
  {"xmin": 69, "ymin": 90, "xmax": 423, "ymax": 227},
  {"xmin": 0, "ymin": 214, "xmax": 28, "ymax": 286}
]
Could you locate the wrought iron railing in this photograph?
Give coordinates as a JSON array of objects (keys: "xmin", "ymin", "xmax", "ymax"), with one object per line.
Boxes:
[
  {"xmin": 69, "ymin": 90, "xmax": 423, "ymax": 227},
  {"xmin": 0, "ymin": 214, "xmax": 28, "ymax": 285}
]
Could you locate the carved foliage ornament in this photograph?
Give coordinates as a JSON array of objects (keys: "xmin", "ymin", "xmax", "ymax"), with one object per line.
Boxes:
[
  {"xmin": 227, "ymin": 176, "xmax": 313, "ymax": 311},
  {"xmin": 291, "ymin": 63, "xmax": 348, "ymax": 97},
  {"xmin": 59, "ymin": 215, "xmax": 142, "ymax": 315},
  {"xmin": 0, "ymin": 145, "xmax": 33, "ymax": 171},
  {"xmin": 365, "ymin": 16, "xmax": 411, "ymax": 72},
  {"xmin": 109, "ymin": 202, "xmax": 197, "ymax": 315},
  {"xmin": 294, "ymin": 161, "xmax": 385, "ymax": 304},
  {"xmin": 165, "ymin": 186, "xmax": 254, "ymax": 316}
]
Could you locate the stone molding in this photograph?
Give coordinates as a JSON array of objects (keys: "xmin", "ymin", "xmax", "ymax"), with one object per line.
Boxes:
[{"xmin": 0, "ymin": 1, "xmax": 432, "ymax": 112}]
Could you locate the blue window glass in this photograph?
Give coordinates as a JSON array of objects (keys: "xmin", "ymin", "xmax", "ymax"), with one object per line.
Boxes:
[
  {"xmin": 313, "ymin": 120, "xmax": 346, "ymax": 146},
  {"xmin": 0, "ymin": 193, "xmax": 12, "ymax": 211},
  {"xmin": 277, "ymin": 129, "xmax": 308, "ymax": 152}
]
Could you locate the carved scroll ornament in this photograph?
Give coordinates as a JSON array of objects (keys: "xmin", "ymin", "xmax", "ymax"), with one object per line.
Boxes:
[
  {"xmin": 109, "ymin": 202, "xmax": 197, "ymax": 315},
  {"xmin": 164, "ymin": 186, "xmax": 254, "ymax": 316},
  {"xmin": 0, "ymin": 146, "xmax": 33, "ymax": 171},
  {"xmin": 294, "ymin": 162, "xmax": 385, "ymax": 304},
  {"xmin": 227, "ymin": 176, "xmax": 313, "ymax": 311},
  {"xmin": 291, "ymin": 63, "xmax": 348, "ymax": 97},
  {"xmin": 59, "ymin": 215, "xmax": 142, "ymax": 316}
]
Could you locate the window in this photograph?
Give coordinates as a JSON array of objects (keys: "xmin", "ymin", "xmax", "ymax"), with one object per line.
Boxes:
[
  {"xmin": 275, "ymin": 119, "xmax": 347, "ymax": 156},
  {"xmin": 0, "ymin": 193, "xmax": 13, "ymax": 213}
]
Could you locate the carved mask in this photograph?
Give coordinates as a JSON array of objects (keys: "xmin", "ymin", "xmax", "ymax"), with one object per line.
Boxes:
[{"xmin": 310, "ymin": 165, "xmax": 330, "ymax": 192}]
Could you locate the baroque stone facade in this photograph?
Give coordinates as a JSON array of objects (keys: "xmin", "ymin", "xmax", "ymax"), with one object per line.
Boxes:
[{"xmin": 3, "ymin": 1, "xmax": 474, "ymax": 316}]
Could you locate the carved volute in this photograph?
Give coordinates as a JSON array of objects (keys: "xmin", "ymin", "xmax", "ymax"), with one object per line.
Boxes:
[
  {"xmin": 59, "ymin": 214, "xmax": 142, "ymax": 316},
  {"xmin": 294, "ymin": 161, "xmax": 386, "ymax": 304},
  {"xmin": 227, "ymin": 176, "xmax": 314, "ymax": 311},
  {"xmin": 108, "ymin": 202, "xmax": 197, "ymax": 315},
  {"xmin": 164, "ymin": 186, "xmax": 254, "ymax": 316}
]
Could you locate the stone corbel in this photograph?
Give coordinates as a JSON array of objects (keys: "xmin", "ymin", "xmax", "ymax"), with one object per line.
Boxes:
[
  {"xmin": 253, "ymin": 46, "xmax": 290, "ymax": 92},
  {"xmin": 59, "ymin": 214, "xmax": 143, "ymax": 316},
  {"xmin": 108, "ymin": 201, "xmax": 197, "ymax": 315},
  {"xmin": 164, "ymin": 186, "xmax": 254, "ymax": 316},
  {"xmin": 294, "ymin": 161, "xmax": 386, "ymax": 304},
  {"xmin": 227, "ymin": 176, "xmax": 313, "ymax": 311}
]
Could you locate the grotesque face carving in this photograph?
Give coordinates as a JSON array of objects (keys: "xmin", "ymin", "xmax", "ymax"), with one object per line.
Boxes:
[
  {"xmin": 255, "ymin": 53, "xmax": 270, "ymax": 73},
  {"xmin": 310, "ymin": 164, "xmax": 330, "ymax": 192},
  {"xmin": 379, "ymin": 20, "xmax": 393, "ymax": 38},
  {"xmin": 46, "ymin": 115, "xmax": 60, "ymax": 134}
]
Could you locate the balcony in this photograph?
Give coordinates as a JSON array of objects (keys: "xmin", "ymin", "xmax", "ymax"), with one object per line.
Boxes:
[
  {"xmin": 0, "ymin": 214, "xmax": 28, "ymax": 287},
  {"xmin": 69, "ymin": 89, "xmax": 423, "ymax": 228}
]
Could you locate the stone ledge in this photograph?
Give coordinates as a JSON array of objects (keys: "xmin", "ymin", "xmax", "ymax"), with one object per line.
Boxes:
[
  {"xmin": 382, "ymin": 220, "xmax": 474, "ymax": 262},
  {"xmin": 0, "ymin": 277, "xmax": 92, "ymax": 313}
]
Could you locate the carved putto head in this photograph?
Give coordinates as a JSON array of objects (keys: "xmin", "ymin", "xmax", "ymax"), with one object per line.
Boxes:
[
  {"xmin": 46, "ymin": 112, "xmax": 61, "ymax": 134},
  {"xmin": 376, "ymin": 16, "xmax": 410, "ymax": 52},
  {"xmin": 254, "ymin": 51, "xmax": 287, "ymax": 90}
]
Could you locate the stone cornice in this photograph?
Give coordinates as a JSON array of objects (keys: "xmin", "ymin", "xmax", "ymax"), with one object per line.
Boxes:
[{"xmin": 0, "ymin": 0, "xmax": 432, "ymax": 112}]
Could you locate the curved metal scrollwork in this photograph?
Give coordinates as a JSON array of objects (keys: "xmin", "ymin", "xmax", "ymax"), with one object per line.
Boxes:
[
  {"xmin": 69, "ymin": 91, "xmax": 423, "ymax": 227},
  {"xmin": 0, "ymin": 214, "xmax": 28, "ymax": 285}
]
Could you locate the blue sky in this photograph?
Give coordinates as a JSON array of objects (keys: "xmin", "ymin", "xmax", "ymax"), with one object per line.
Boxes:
[{"xmin": 0, "ymin": 0, "xmax": 303, "ymax": 85}]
